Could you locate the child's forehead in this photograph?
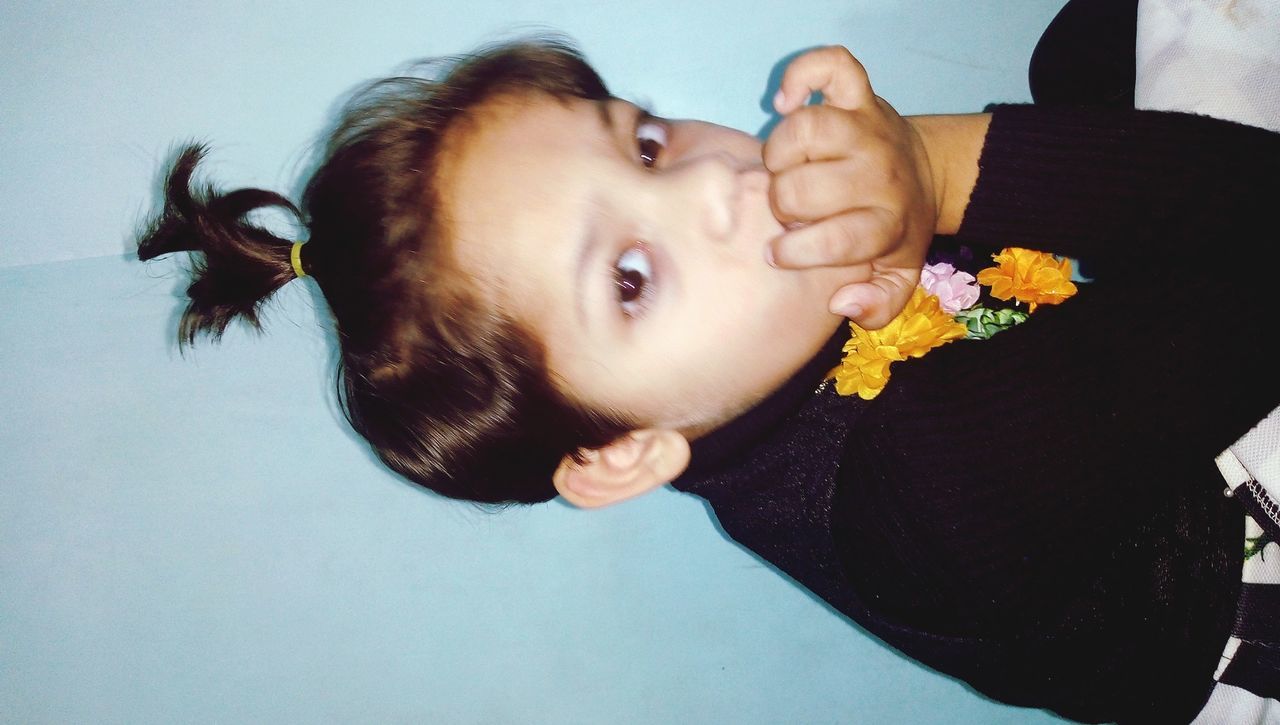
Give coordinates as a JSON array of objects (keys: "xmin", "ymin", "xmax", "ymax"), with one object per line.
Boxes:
[
  {"xmin": 437, "ymin": 95, "xmax": 564, "ymax": 200},
  {"xmin": 435, "ymin": 92, "xmax": 636, "ymax": 237},
  {"xmin": 454, "ymin": 90, "xmax": 607, "ymax": 138},
  {"xmin": 449, "ymin": 92, "xmax": 652, "ymax": 172},
  {"xmin": 434, "ymin": 92, "xmax": 615, "ymax": 319}
]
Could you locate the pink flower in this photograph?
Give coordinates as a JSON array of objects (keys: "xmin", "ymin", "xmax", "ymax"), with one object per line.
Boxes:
[{"xmin": 920, "ymin": 262, "xmax": 980, "ymax": 314}]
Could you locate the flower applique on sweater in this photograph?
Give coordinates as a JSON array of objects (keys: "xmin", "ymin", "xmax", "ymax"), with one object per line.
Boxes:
[{"xmin": 831, "ymin": 246, "xmax": 1079, "ymax": 400}]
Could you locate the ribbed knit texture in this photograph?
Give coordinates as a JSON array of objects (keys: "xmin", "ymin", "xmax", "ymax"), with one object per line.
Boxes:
[{"xmin": 675, "ymin": 104, "xmax": 1280, "ymax": 724}]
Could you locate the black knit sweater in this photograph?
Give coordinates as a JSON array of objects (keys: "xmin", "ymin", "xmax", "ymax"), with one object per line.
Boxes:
[{"xmin": 673, "ymin": 105, "xmax": 1280, "ymax": 724}]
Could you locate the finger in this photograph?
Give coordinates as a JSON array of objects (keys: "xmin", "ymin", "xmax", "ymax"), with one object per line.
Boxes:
[
  {"xmin": 771, "ymin": 161, "xmax": 859, "ymax": 224},
  {"xmin": 828, "ymin": 269, "xmax": 920, "ymax": 330},
  {"xmin": 763, "ymin": 105, "xmax": 863, "ymax": 173},
  {"xmin": 769, "ymin": 147, "xmax": 903, "ymax": 223},
  {"xmin": 773, "ymin": 46, "xmax": 874, "ymax": 114},
  {"xmin": 768, "ymin": 207, "xmax": 904, "ymax": 269}
]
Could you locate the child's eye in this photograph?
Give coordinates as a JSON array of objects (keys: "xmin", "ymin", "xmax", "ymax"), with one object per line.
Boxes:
[
  {"xmin": 636, "ymin": 119, "xmax": 667, "ymax": 169},
  {"xmin": 613, "ymin": 243, "xmax": 654, "ymax": 317}
]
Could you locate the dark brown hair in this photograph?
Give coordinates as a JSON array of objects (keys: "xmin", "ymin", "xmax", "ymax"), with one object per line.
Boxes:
[{"xmin": 136, "ymin": 39, "xmax": 632, "ymax": 504}]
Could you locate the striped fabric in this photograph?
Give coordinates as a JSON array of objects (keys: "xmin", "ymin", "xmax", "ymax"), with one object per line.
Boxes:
[
  {"xmin": 1198, "ymin": 430, "xmax": 1280, "ymax": 722},
  {"xmin": 1193, "ymin": 431, "xmax": 1280, "ymax": 723}
]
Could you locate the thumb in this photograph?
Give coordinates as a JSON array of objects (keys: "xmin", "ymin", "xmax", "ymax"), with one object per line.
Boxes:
[
  {"xmin": 774, "ymin": 46, "xmax": 875, "ymax": 114},
  {"xmin": 829, "ymin": 271, "xmax": 918, "ymax": 330}
]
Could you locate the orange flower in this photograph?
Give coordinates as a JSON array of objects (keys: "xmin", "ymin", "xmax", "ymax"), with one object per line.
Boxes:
[
  {"xmin": 975, "ymin": 247, "xmax": 1078, "ymax": 313},
  {"xmin": 831, "ymin": 287, "xmax": 966, "ymax": 400}
]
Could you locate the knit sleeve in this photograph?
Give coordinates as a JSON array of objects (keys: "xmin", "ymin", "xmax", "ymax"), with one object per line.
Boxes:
[{"xmin": 955, "ymin": 103, "xmax": 1280, "ymax": 276}]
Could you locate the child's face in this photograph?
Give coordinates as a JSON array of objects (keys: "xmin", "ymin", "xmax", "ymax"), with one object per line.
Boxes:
[{"xmin": 442, "ymin": 93, "xmax": 849, "ymax": 436}]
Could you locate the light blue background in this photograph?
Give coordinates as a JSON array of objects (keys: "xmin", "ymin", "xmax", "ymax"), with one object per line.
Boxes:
[{"xmin": 1, "ymin": 1, "xmax": 1073, "ymax": 722}]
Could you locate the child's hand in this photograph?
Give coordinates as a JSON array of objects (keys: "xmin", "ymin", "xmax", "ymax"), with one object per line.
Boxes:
[{"xmin": 765, "ymin": 46, "xmax": 936, "ymax": 329}]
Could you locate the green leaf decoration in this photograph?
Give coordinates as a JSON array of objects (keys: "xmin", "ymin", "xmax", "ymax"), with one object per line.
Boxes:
[{"xmin": 954, "ymin": 306, "xmax": 1030, "ymax": 340}]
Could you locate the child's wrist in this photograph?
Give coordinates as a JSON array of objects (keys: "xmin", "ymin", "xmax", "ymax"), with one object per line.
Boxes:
[{"xmin": 906, "ymin": 113, "xmax": 991, "ymax": 235}]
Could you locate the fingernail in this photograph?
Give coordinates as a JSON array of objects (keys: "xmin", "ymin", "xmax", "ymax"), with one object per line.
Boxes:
[
  {"xmin": 773, "ymin": 89, "xmax": 787, "ymax": 112},
  {"xmin": 835, "ymin": 303, "xmax": 863, "ymax": 319},
  {"xmin": 830, "ymin": 296, "xmax": 862, "ymax": 318}
]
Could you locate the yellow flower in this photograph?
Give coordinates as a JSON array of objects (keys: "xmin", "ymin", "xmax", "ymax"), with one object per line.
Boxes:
[
  {"xmin": 975, "ymin": 247, "xmax": 1078, "ymax": 313},
  {"xmin": 831, "ymin": 287, "xmax": 967, "ymax": 400}
]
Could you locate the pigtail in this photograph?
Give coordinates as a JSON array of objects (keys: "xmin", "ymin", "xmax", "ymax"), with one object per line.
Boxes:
[{"xmin": 136, "ymin": 144, "xmax": 303, "ymax": 347}]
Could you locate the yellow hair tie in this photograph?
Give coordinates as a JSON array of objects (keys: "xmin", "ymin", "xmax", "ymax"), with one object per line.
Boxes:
[{"xmin": 290, "ymin": 242, "xmax": 307, "ymax": 279}]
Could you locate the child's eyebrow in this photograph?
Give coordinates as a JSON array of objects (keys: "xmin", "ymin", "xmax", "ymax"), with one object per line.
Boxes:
[
  {"xmin": 573, "ymin": 203, "xmax": 602, "ymax": 333},
  {"xmin": 595, "ymin": 97, "xmax": 643, "ymax": 150},
  {"xmin": 595, "ymin": 98, "xmax": 616, "ymax": 134}
]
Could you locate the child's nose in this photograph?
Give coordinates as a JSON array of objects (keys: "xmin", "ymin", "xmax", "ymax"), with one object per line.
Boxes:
[{"xmin": 664, "ymin": 152, "xmax": 739, "ymax": 242}]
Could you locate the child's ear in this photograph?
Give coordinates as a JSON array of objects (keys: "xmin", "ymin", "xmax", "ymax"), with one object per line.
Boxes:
[{"xmin": 553, "ymin": 429, "xmax": 691, "ymax": 509}]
